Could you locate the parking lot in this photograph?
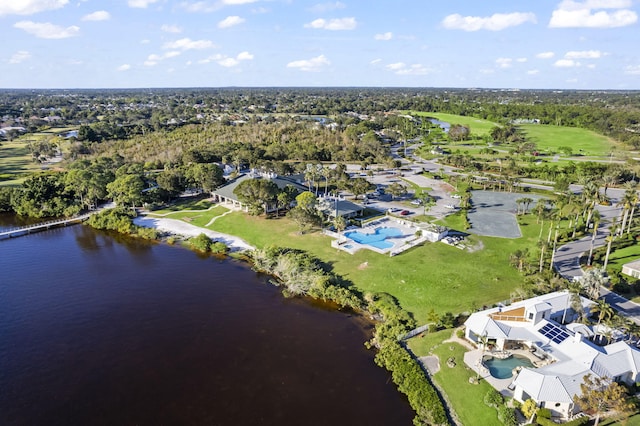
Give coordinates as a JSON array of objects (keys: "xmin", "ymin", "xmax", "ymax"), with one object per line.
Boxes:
[
  {"xmin": 347, "ymin": 168, "xmax": 460, "ymax": 219},
  {"xmin": 466, "ymin": 191, "xmax": 545, "ymax": 238}
]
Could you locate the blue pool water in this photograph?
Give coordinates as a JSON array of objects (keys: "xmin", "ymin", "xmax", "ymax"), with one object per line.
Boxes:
[
  {"xmin": 344, "ymin": 227, "xmax": 403, "ymax": 250},
  {"xmin": 484, "ymin": 355, "xmax": 534, "ymax": 379}
]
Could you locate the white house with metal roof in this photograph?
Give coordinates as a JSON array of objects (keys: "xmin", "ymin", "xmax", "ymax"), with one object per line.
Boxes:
[{"xmin": 464, "ymin": 291, "xmax": 640, "ymax": 419}]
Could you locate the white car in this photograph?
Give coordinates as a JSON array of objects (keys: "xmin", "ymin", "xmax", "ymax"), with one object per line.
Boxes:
[
  {"xmin": 410, "ymin": 199, "xmax": 423, "ymax": 206},
  {"xmin": 444, "ymin": 204, "xmax": 457, "ymax": 209},
  {"xmin": 451, "ymin": 194, "xmax": 461, "ymax": 199}
]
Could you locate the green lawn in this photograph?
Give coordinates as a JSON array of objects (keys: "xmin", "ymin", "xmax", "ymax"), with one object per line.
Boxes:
[
  {"xmin": 0, "ymin": 140, "xmax": 42, "ymax": 185},
  {"xmin": 407, "ymin": 330, "xmax": 501, "ymax": 425},
  {"xmin": 204, "ymin": 208, "xmax": 544, "ymax": 323},
  {"xmin": 147, "ymin": 201, "xmax": 229, "ymax": 228},
  {"xmin": 520, "ymin": 124, "xmax": 615, "ymax": 157},
  {"xmin": 408, "ymin": 111, "xmax": 500, "ymax": 137}
]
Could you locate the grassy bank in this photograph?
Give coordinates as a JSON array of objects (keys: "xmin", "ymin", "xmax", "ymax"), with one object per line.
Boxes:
[
  {"xmin": 181, "ymin": 206, "xmax": 546, "ymax": 324},
  {"xmin": 407, "ymin": 329, "xmax": 500, "ymax": 425}
]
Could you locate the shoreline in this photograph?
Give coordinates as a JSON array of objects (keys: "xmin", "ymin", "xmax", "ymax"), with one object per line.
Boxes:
[{"xmin": 133, "ymin": 215, "xmax": 254, "ymax": 252}]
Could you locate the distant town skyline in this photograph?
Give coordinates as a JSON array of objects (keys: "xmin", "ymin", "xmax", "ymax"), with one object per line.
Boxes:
[{"xmin": 1, "ymin": 0, "xmax": 639, "ymax": 89}]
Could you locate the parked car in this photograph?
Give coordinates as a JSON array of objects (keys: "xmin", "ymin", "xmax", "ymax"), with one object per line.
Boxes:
[
  {"xmin": 400, "ymin": 210, "xmax": 410, "ymax": 216},
  {"xmin": 444, "ymin": 204, "xmax": 456, "ymax": 209},
  {"xmin": 451, "ymin": 194, "xmax": 461, "ymax": 199},
  {"xmin": 410, "ymin": 199, "xmax": 423, "ymax": 206}
]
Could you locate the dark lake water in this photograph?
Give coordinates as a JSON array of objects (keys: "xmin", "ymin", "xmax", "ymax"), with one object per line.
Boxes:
[{"xmin": 0, "ymin": 225, "xmax": 414, "ymax": 426}]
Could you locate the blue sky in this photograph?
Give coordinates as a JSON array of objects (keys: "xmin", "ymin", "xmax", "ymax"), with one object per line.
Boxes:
[{"xmin": 1, "ymin": 0, "xmax": 639, "ymax": 89}]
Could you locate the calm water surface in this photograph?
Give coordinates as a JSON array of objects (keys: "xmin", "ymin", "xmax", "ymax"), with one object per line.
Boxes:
[{"xmin": 0, "ymin": 225, "xmax": 414, "ymax": 425}]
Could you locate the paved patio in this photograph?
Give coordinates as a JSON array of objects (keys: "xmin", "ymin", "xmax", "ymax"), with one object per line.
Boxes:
[{"xmin": 463, "ymin": 348, "xmax": 546, "ymax": 398}]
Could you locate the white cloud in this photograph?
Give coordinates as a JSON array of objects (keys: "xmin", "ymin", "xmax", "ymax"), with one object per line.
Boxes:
[
  {"xmin": 516, "ymin": 57, "xmax": 527, "ymax": 63},
  {"xmin": 9, "ymin": 50, "xmax": 32, "ymax": 64},
  {"xmin": 370, "ymin": 58, "xmax": 382, "ymax": 65},
  {"xmin": 144, "ymin": 51, "xmax": 182, "ymax": 66},
  {"xmin": 385, "ymin": 62, "xmax": 431, "ymax": 75},
  {"xmin": 287, "ymin": 54, "xmax": 330, "ymax": 72},
  {"xmin": 386, "ymin": 62, "xmax": 405, "ymax": 71},
  {"xmin": 310, "ymin": 2, "xmax": 346, "ymax": 13},
  {"xmin": 161, "ymin": 24, "xmax": 182, "ymax": 33},
  {"xmin": 128, "ymin": 0, "xmax": 159, "ymax": 8},
  {"xmin": 374, "ymin": 32, "xmax": 393, "ymax": 40},
  {"xmin": 218, "ymin": 57, "xmax": 239, "ymax": 67},
  {"xmin": 117, "ymin": 64, "xmax": 131, "ymax": 71},
  {"xmin": 527, "ymin": 69, "xmax": 540, "ymax": 75},
  {"xmin": 396, "ymin": 64, "xmax": 430, "ymax": 75},
  {"xmin": 14, "ymin": 21, "xmax": 80, "ymax": 39},
  {"xmin": 549, "ymin": 0, "xmax": 637, "ymax": 28},
  {"xmin": 0, "ymin": 0, "xmax": 68, "ymax": 16},
  {"xmin": 304, "ymin": 17, "xmax": 357, "ymax": 30},
  {"xmin": 624, "ymin": 65, "xmax": 640, "ymax": 75},
  {"xmin": 199, "ymin": 51, "xmax": 253, "ymax": 67},
  {"xmin": 163, "ymin": 38, "xmax": 216, "ymax": 50},
  {"xmin": 564, "ymin": 50, "xmax": 605, "ymax": 59},
  {"xmin": 441, "ymin": 12, "xmax": 536, "ymax": 31},
  {"xmin": 236, "ymin": 51, "xmax": 254, "ymax": 60},
  {"xmin": 198, "ymin": 54, "xmax": 224, "ymax": 64},
  {"xmin": 218, "ymin": 15, "xmax": 245, "ymax": 28},
  {"xmin": 554, "ymin": 59, "xmax": 580, "ymax": 67},
  {"xmin": 82, "ymin": 10, "xmax": 110, "ymax": 21},
  {"xmin": 536, "ymin": 51, "xmax": 555, "ymax": 59},
  {"xmin": 496, "ymin": 58, "xmax": 513, "ymax": 68}
]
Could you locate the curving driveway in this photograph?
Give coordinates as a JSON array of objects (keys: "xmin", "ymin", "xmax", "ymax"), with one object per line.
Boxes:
[{"xmin": 551, "ymin": 188, "xmax": 640, "ymax": 324}]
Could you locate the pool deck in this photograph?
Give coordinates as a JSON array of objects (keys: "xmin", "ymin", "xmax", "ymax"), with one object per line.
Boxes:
[
  {"xmin": 330, "ymin": 217, "xmax": 426, "ymax": 256},
  {"xmin": 463, "ymin": 348, "xmax": 547, "ymax": 397}
]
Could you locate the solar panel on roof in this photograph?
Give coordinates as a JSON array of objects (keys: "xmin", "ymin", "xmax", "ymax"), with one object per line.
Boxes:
[{"xmin": 538, "ymin": 322, "xmax": 571, "ymax": 344}]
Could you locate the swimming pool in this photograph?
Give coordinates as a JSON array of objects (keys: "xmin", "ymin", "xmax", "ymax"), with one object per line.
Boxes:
[
  {"xmin": 344, "ymin": 227, "xmax": 403, "ymax": 250},
  {"xmin": 484, "ymin": 354, "xmax": 534, "ymax": 379}
]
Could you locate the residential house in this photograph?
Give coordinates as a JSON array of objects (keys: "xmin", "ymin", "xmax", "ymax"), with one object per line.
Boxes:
[{"xmin": 464, "ymin": 291, "xmax": 640, "ymax": 419}]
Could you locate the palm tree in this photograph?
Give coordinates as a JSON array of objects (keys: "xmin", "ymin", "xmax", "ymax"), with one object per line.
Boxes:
[
  {"xmin": 549, "ymin": 228, "xmax": 559, "ymax": 272},
  {"xmin": 538, "ymin": 239, "xmax": 548, "ymax": 273},
  {"xmin": 603, "ymin": 218, "xmax": 618, "ymax": 270},
  {"xmin": 625, "ymin": 320, "xmax": 640, "ymax": 345},
  {"xmin": 321, "ymin": 165, "xmax": 332, "ymax": 196},
  {"xmin": 591, "ymin": 299, "xmax": 615, "ymax": 344},
  {"xmin": 515, "ymin": 198, "xmax": 524, "ymax": 215},
  {"xmin": 587, "ymin": 210, "xmax": 601, "ymax": 266},
  {"xmin": 582, "ymin": 179, "xmax": 600, "ymax": 230},
  {"xmin": 510, "ymin": 249, "xmax": 530, "ymax": 273},
  {"xmin": 617, "ymin": 188, "xmax": 636, "ymax": 236},
  {"xmin": 562, "ymin": 281, "xmax": 584, "ymax": 324}
]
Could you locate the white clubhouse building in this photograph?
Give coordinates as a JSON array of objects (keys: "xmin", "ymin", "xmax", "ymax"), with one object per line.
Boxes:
[{"xmin": 464, "ymin": 291, "xmax": 640, "ymax": 419}]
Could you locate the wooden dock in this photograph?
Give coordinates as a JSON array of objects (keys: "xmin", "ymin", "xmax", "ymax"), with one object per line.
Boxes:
[{"xmin": 0, "ymin": 212, "xmax": 94, "ymax": 240}]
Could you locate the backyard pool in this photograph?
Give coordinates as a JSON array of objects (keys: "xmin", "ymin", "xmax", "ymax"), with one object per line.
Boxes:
[
  {"xmin": 484, "ymin": 355, "xmax": 534, "ymax": 379},
  {"xmin": 344, "ymin": 227, "xmax": 403, "ymax": 250}
]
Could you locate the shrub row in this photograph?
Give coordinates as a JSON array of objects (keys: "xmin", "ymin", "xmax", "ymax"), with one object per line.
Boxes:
[
  {"xmin": 87, "ymin": 208, "xmax": 159, "ymax": 239},
  {"xmin": 187, "ymin": 233, "xmax": 229, "ymax": 254},
  {"xmin": 483, "ymin": 389, "xmax": 516, "ymax": 426}
]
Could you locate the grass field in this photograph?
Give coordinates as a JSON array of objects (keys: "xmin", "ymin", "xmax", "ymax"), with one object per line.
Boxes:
[
  {"xmin": 408, "ymin": 111, "xmax": 500, "ymax": 137},
  {"xmin": 0, "ymin": 127, "xmax": 75, "ymax": 186},
  {"xmin": 151, "ymin": 200, "xmax": 549, "ymax": 324},
  {"xmin": 0, "ymin": 140, "xmax": 42, "ymax": 185},
  {"xmin": 407, "ymin": 329, "xmax": 501, "ymax": 425},
  {"xmin": 519, "ymin": 124, "xmax": 615, "ymax": 157}
]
